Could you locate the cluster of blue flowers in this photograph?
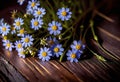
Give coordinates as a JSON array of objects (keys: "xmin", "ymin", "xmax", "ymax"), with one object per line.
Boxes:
[{"xmin": 0, "ymin": 0, "xmax": 86, "ymax": 62}]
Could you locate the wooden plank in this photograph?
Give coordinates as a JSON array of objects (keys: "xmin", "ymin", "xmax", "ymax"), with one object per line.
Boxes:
[
  {"xmin": 34, "ymin": 59, "xmax": 81, "ymax": 82},
  {"xmin": 0, "ymin": 3, "xmax": 120, "ymax": 82},
  {"xmin": 59, "ymin": 15, "xmax": 120, "ymax": 82},
  {"xmin": 97, "ymin": 27, "xmax": 120, "ymax": 60},
  {"xmin": 0, "ymin": 49, "xmax": 40, "ymax": 82},
  {"xmin": 0, "ymin": 39, "xmax": 80, "ymax": 82},
  {"xmin": 98, "ymin": 15, "xmax": 120, "ymax": 38},
  {"xmin": 0, "ymin": 19, "xmax": 120, "ymax": 82},
  {"xmin": 0, "ymin": 57, "xmax": 28, "ymax": 82},
  {"xmin": 25, "ymin": 58, "xmax": 80, "ymax": 82},
  {"xmin": 59, "ymin": 57, "xmax": 117, "ymax": 82},
  {"xmin": 0, "ymin": 71, "xmax": 9, "ymax": 82},
  {"xmin": 95, "ymin": 28, "xmax": 120, "ymax": 62}
]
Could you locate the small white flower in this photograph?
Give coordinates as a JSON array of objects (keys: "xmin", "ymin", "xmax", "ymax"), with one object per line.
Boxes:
[
  {"xmin": 14, "ymin": 40, "xmax": 23, "ymax": 51},
  {"xmin": 17, "ymin": 28, "xmax": 25, "ymax": 36},
  {"xmin": 21, "ymin": 34, "xmax": 34, "ymax": 48},
  {"xmin": 38, "ymin": 47, "xmax": 52, "ymax": 61},
  {"xmin": 26, "ymin": 0, "xmax": 40, "ymax": 14},
  {"xmin": 18, "ymin": 48, "xmax": 26, "ymax": 58},
  {"xmin": 57, "ymin": 7, "xmax": 72, "ymax": 21},
  {"xmin": 0, "ymin": 23, "xmax": 10, "ymax": 36},
  {"xmin": 13, "ymin": 17, "xmax": 24, "ymax": 30},
  {"xmin": 3, "ymin": 40, "xmax": 14, "ymax": 51},
  {"xmin": 31, "ymin": 18, "xmax": 43, "ymax": 30},
  {"xmin": 33, "ymin": 7, "xmax": 46, "ymax": 18},
  {"xmin": 27, "ymin": 0, "xmax": 40, "ymax": 9}
]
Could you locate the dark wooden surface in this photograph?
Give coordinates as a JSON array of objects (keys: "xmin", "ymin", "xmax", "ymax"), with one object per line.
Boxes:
[{"xmin": 0, "ymin": 2, "xmax": 120, "ymax": 82}]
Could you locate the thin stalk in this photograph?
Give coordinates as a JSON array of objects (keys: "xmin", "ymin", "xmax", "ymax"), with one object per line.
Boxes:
[
  {"xmin": 87, "ymin": 46, "xmax": 107, "ymax": 61},
  {"xmin": 97, "ymin": 42, "xmax": 118, "ymax": 60},
  {"xmin": 90, "ymin": 20, "xmax": 118, "ymax": 60},
  {"xmin": 82, "ymin": 26, "xmax": 90, "ymax": 42},
  {"xmin": 60, "ymin": 46, "xmax": 69, "ymax": 62}
]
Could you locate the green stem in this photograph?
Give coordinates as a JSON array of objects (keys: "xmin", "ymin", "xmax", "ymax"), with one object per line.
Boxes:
[
  {"xmin": 60, "ymin": 27, "xmax": 72, "ymax": 36},
  {"xmin": 87, "ymin": 46, "xmax": 107, "ymax": 61},
  {"xmin": 82, "ymin": 26, "xmax": 90, "ymax": 42},
  {"xmin": 97, "ymin": 42, "xmax": 118, "ymax": 60},
  {"xmin": 60, "ymin": 46, "xmax": 69, "ymax": 62},
  {"xmin": 46, "ymin": 0, "xmax": 56, "ymax": 20},
  {"xmin": 59, "ymin": 33, "xmax": 72, "ymax": 62},
  {"xmin": 90, "ymin": 20, "xmax": 98, "ymax": 41},
  {"xmin": 33, "ymin": 38, "xmax": 40, "ymax": 47},
  {"xmin": 90, "ymin": 20, "xmax": 118, "ymax": 60}
]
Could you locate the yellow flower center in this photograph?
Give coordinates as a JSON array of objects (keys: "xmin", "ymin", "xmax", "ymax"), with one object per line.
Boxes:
[
  {"xmin": 2, "ymin": 27, "xmax": 6, "ymax": 31},
  {"xmin": 42, "ymin": 52, "xmax": 47, "ymax": 57},
  {"xmin": 24, "ymin": 38, "xmax": 29, "ymax": 43},
  {"xmin": 34, "ymin": 21, "xmax": 39, "ymax": 26},
  {"xmin": 37, "ymin": 10, "xmax": 42, "ymax": 15},
  {"xmin": 16, "ymin": 21, "xmax": 20, "ymax": 26},
  {"xmin": 76, "ymin": 45, "xmax": 81, "ymax": 50},
  {"xmin": 3, "ymin": 36, "xmax": 7, "ymax": 40},
  {"xmin": 54, "ymin": 47, "xmax": 59, "ymax": 53},
  {"xmin": 52, "ymin": 25, "xmax": 57, "ymax": 30},
  {"xmin": 31, "ymin": 2, "xmax": 35, "ymax": 7},
  {"xmin": 7, "ymin": 43, "xmax": 11, "ymax": 48},
  {"xmin": 71, "ymin": 54, "xmax": 76, "ymax": 58},
  {"xmin": 11, "ymin": 27, "xmax": 15, "ymax": 31},
  {"xmin": 61, "ymin": 11, "xmax": 67, "ymax": 16},
  {"xmin": 17, "ymin": 43, "xmax": 22, "ymax": 48},
  {"xmin": 20, "ymin": 29, "xmax": 24, "ymax": 34}
]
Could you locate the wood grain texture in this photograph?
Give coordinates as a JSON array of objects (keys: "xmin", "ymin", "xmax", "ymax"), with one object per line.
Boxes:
[
  {"xmin": 0, "ymin": 16, "xmax": 120, "ymax": 82},
  {"xmin": 0, "ymin": 57, "xmax": 28, "ymax": 82},
  {"xmin": 0, "ymin": 2, "xmax": 120, "ymax": 82}
]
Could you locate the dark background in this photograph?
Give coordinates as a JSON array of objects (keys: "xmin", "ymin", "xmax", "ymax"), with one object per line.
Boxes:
[
  {"xmin": 0, "ymin": 0, "xmax": 120, "ymax": 13},
  {"xmin": 0, "ymin": 0, "xmax": 17, "ymax": 10}
]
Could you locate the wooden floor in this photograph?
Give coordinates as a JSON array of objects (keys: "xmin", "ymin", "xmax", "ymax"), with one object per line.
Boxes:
[{"xmin": 0, "ymin": 4, "xmax": 120, "ymax": 82}]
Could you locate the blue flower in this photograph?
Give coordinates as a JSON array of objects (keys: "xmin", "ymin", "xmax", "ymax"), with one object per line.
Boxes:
[
  {"xmin": 3, "ymin": 40, "xmax": 14, "ymax": 51},
  {"xmin": 66, "ymin": 49, "xmax": 81, "ymax": 62},
  {"xmin": 14, "ymin": 40, "xmax": 23, "ymax": 51},
  {"xmin": 52, "ymin": 44, "xmax": 64, "ymax": 57},
  {"xmin": 0, "ymin": 23, "xmax": 10, "ymax": 36},
  {"xmin": 0, "ymin": 19, "xmax": 2, "ymax": 34},
  {"xmin": 38, "ymin": 47, "xmax": 52, "ymax": 61},
  {"xmin": 71, "ymin": 40, "xmax": 85, "ymax": 53},
  {"xmin": 13, "ymin": 18, "xmax": 24, "ymax": 30},
  {"xmin": 26, "ymin": 7, "xmax": 34, "ymax": 15},
  {"xmin": 27, "ymin": 0, "xmax": 40, "ymax": 9},
  {"xmin": 17, "ymin": 28, "xmax": 25, "ymax": 36},
  {"xmin": 26, "ymin": 0, "xmax": 40, "ymax": 14},
  {"xmin": 48, "ymin": 21, "xmax": 62, "ymax": 35},
  {"xmin": 2, "ymin": 36, "xmax": 8, "ymax": 42},
  {"xmin": 31, "ymin": 18, "xmax": 43, "ymax": 30},
  {"xmin": 21, "ymin": 34, "xmax": 34, "ymax": 48},
  {"xmin": 57, "ymin": 7, "xmax": 72, "ymax": 21},
  {"xmin": 47, "ymin": 37, "xmax": 58, "ymax": 47},
  {"xmin": 17, "ymin": 0, "xmax": 25, "ymax": 5},
  {"xmin": 0, "ymin": 18, "xmax": 4, "ymax": 25},
  {"xmin": 17, "ymin": 48, "xmax": 26, "ymax": 58},
  {"xmin": 33, "ymin": 7, "xmax": 46, "ymax": 18}
]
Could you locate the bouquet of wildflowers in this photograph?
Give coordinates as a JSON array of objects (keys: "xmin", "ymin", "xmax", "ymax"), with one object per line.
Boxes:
[{"xmin": 0, "ymin": 0, "xmax": 109, "ymax": 62}]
